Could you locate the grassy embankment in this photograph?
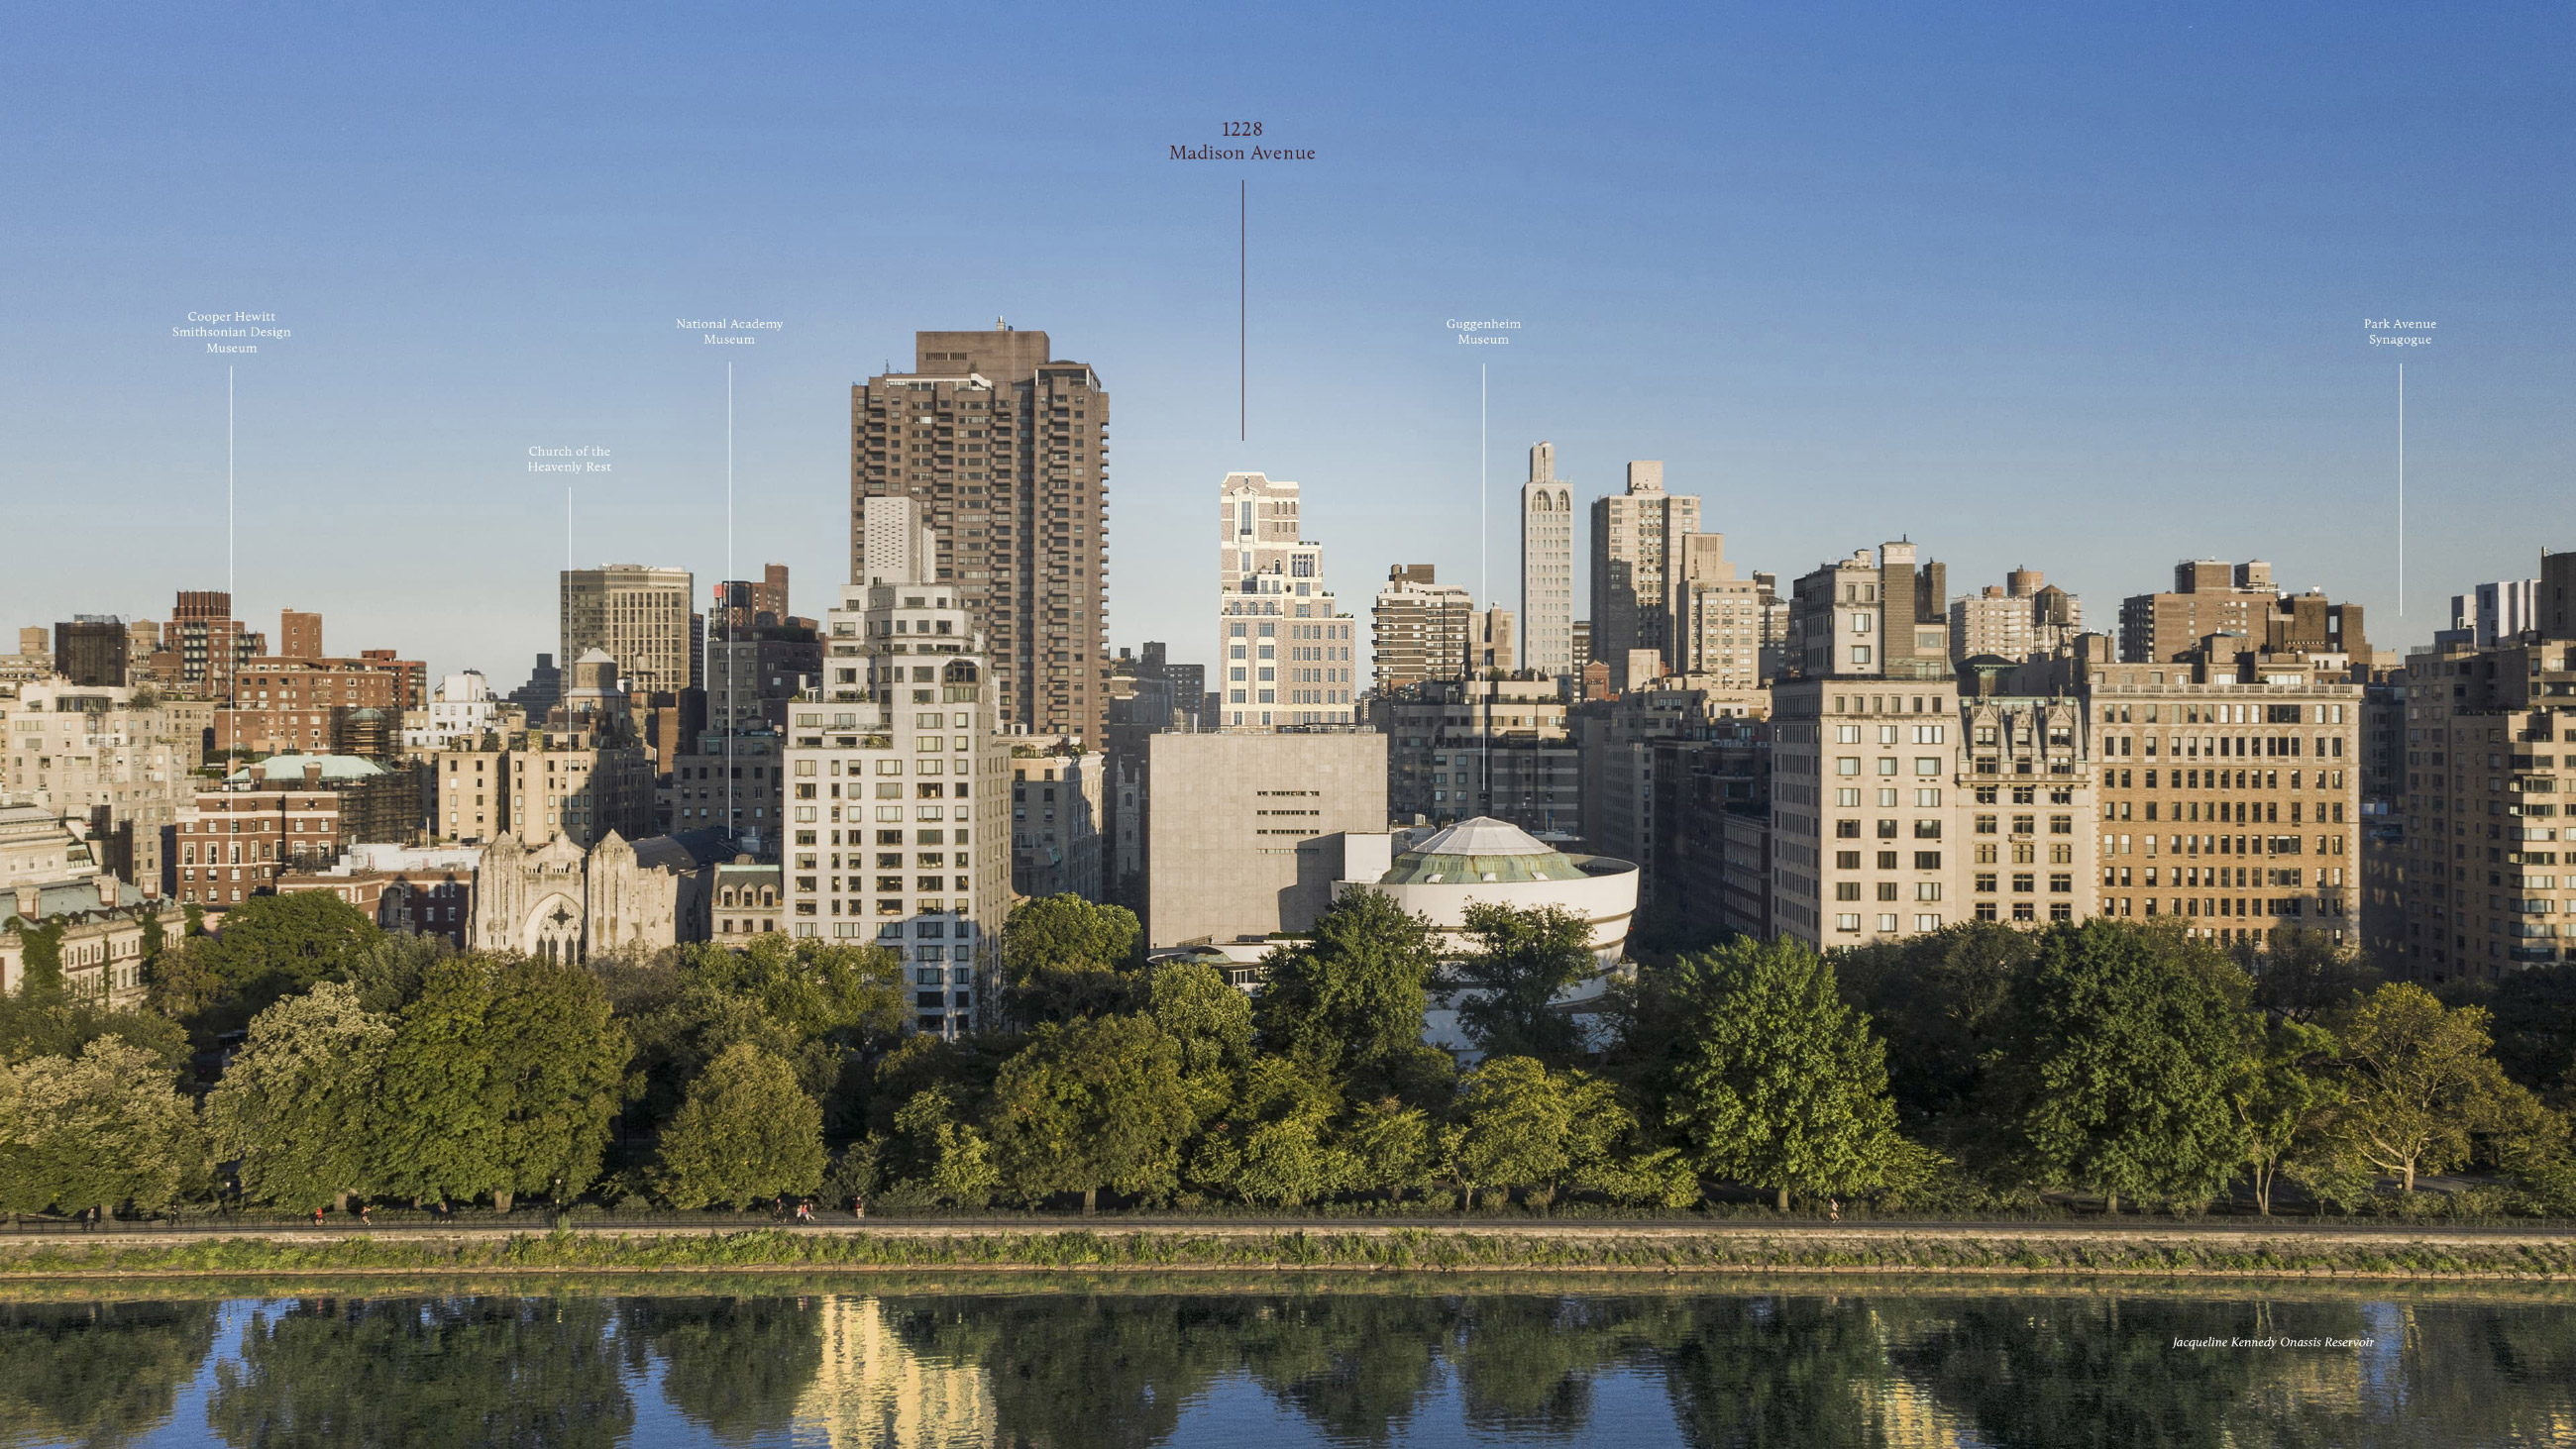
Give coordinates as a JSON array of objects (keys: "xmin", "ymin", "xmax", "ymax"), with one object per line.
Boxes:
[{"xmin": 6, "ymin": 1222, "xmax": 2576, "ymax": 1283}]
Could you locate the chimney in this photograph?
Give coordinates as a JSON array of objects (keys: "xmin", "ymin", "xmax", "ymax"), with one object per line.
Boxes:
[
  {"xmin": 96, "ymin": 876, "xmax": 118, "ymax": 909},
  {"xmin": 303, "ymin": 760, "xmax": 324, "ymax": 787},
  {"xmin": 12, "ymin": 883, "xmax": 38, "ymax": 923}
]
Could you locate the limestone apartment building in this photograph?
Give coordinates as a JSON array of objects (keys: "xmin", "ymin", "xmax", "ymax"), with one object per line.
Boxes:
[
  {"xmin": 784, "ymin": 508, "xmax": 1013, "ymax": 1039},
  {"xmin": 1519, "ymin": 442, "xmax": 1575, "ymax": 683},
  {"xmin": 1216, "ymin": 470, "xmax": 1357, "ymax": 730},
  {"xmin": 1770, "ymin": 541, "xmax": 2361, "ymax": 953}
]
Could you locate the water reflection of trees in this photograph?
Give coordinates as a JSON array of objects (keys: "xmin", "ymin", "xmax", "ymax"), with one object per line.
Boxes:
[
  {"xmin": 0, "ymin": 1300, "xmax": 215, "ymax": 1449},
  {"xmin": 205, "ymin": 1297, "xmax": 632, "ymax": 1449},
  {"xmin": 21, "ymin": 1287, "xmax": 2569, "ymax": 1449},
  {"xmin": 619, "ymin": 1296, "xmax": 824, "ymax": 1445}
]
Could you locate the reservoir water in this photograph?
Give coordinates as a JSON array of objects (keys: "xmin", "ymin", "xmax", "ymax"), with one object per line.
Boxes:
[{"xmin": 4, "ymin": 1283, "xmax": 2572, "ymax": 1446}]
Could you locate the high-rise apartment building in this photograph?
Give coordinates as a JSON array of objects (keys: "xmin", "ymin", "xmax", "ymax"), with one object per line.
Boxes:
[
  {"xmin": 2450, "ymin": 578, "xmax": 2540, "ymax": 649},
  {"xmin": 51, "ymin": 618, "xmax": 129, "ymax": 687},
  {"xmin": 1786, "ymin": 542, "xmax": 1951, "ymax": 680},
  {"xmin": 1667, "ymin": 533, "xmax": 1766, "ymax": 691},
  {"xmin": 1589, "ymin": 462, "xmax": 1700, "ymax": 691},
  {"xmin": 0, "ymin": 679, "xmax": 203, "ymax": 891},
  {"xmin": 561, "ymin": 565, "xmax": 695, "ymax": 694},
  {"xmin": 2393, "ymin": 564, "xmax": 2575, "ymax": 980},
  {"xmin": 2082, "ymin": 651, "xmax": 2359, "ymax": 946},
  {"xmin": 164, "ymin": 591, "xmax": 261, "ymax": 700},
  {"xmin": 1950, "ymin": 568, "xmax": 2083, "ymax": 664},
  {"xmin": 2115, "ymin": 560, "xmax": 2364, "ymax": 668},
  {"xmin": 1469, "ymin": 607, "xmax": 1516, "ymax": 676},
  {"xmin": 781, "ymin": 561, "xmax": 1013, "ymax": 1038},
  {"xmin": 849, "ymin": 326, "xmax": 1109, "ymax": 746},
  {"xmin": 1216, "ymin": 471, "xmax": 1354, "ymax": 730},
  {"xmin": 1769, "ymin": 542, "xmax": 2095, "ymax": 950},
  {"xmin": 1519, "ymin": 442, "xmax": 1574, "ymax": 681},
  {"xmin": 1371, "ymin": 565, "xmax": 1473, "ymax": 693},
  {"xmin": 277, "ymin": 609, "xmax": 323, "ymax": 662},
  {"xmin": 1374, "ymin": 676, "xmax": 1576, "ymax": 833}
]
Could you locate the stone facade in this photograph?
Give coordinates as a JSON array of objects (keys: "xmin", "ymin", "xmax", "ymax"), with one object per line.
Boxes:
[
  {"xmin": 1144, "ymin": 731, "xmax": 1387, "ymax": 949},
  {"xmin": 469, "ymin": 830, "xmax": 705, "ymax": 962}
]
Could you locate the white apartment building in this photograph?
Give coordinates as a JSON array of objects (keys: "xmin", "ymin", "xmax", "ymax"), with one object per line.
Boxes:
[
  {"xmin": 1520, "ymin": 442, "xmax": 1574, "ymax": 682},
  {"xmin": 1216, "ymin": 471, "xmax": 1356, "ymax": 730},
  {"xmin": 783, "ymin": 510, "xmax": 1013, "ymax": 1038},
  {"xmin": 404, "ymin": 671, "xmax": 507, "ymax": 750},
  {"xmin": 1950, "ymin": 567, "xmax": 2083, "ymax": 665}
]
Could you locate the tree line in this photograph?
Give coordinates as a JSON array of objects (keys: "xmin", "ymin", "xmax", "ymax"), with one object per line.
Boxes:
[{"xmin": 3, "ymin": 886, "xmax": 2573, "ymax": 1218}]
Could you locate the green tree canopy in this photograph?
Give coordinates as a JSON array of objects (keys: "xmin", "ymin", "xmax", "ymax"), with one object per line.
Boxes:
[
  {"xmin": 1189, "ymin": 1055, "xmax": 1350, "ymax": 1206},
  {"xmin": 0, "ymin": 1036, "xmax": 209, "ymax": 1217},
  {"xmin": 654, "ymin": 1042, "xmax": 826, "ymax": 1208},
  {"xmin": 1832, "ymin": 921, "xmax": 2034, "ymax": 1139},
  {"xmin": 678, "ymin": 934, "xmax": 907, "ymax": 1045},
  {"xmin": 1444, "ymin": 902, "xmax": 1597, "ymax": 1062},
  {"xmin": 374, "ymin": 955, "xmax": 626, "ymax": 1209},
  {"xmin": 887, "ymin": 1085, "xmax": 999, "ymax": 1206},
  {"xmin": 2230, "ymin": 1016, "xmax": 2342, "ymax": 1215},
  {"xmin": 1445, "ymin": 1055, "xmax": 1572, "ymax": 1207},
  {"xmin": 0, "ymin": 990, "xmax": 190, "ymax": 1078},
  {"xmin": 200, "ymin": 891, "xmax": 383, "ymax": 1013},
  {"xmin": 2332, "ymin": 981, "xmax": 2529, "ymax": 1191},
  {"xmin": 1253, "ymin": 888, "xmax": 1448, "ymax": 1098},
  {"xmin": 1992, "ymin": 921, "xmax": 2251, "ymax": 1210},
  {"xmin": 205, "ymin": 981, "xmax": 394, "ymax": 1209},
  {"xmin": 1001, "ymin": 894, "xmax": 1142, "ymax": 1024},
  {"xmin": 2250, "ymin": 928, "xmax": 2383, "ymax": 1024},
  {"xmin": 1146, "ymin": 958, "xmax": 1254, "ymax": 1129},
  {"xmin": 1663, "ymin": 935, "xmax": 1911, "ymax": 1209},
  {"xmin": 988, "ymin": 1012, "xmax": 1197, "ymax": 1210}
]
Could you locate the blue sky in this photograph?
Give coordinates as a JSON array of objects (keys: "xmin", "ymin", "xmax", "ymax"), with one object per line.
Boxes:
[{"xmin": 4, "ymin": 3, "xmax": 2570, "ymax": 683}]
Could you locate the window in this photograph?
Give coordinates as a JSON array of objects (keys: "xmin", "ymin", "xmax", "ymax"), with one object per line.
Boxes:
[
  {"xmin": 1834, "ymin": 913, "xmax": 1862, "ymax": 932},
  {"xmin": 1836, "ymin": 850, "xmax": 1862, "ymax": 869},
  {"xmin": 1835, "ymin": 819, "xmax": 1861, "ymax": 839},
  {"xmin": 1914, "ymin": 851, "xmax": 1942, "ymax": 870},
  {"xmin": 2050, "ymin": 873, "xmax": 2074, "ymax": 893},
  {"xmin": 1877, "ymin": 881, "xmax": 1899, "ymax": 901},
  {"xmin": 1913, "ymin": 819, "xmax": 1942, "ymax": 839},
  {"xmin": 1914, "ymin": 757, "xmax": 1941, "ymax": 776},
  {"xmin": 1835, "ymin": 881, "xmax": 1861, "ymax": 900},
  {"xmin": 1914, "ymin": 913, "xmax": 1944, "ymax": 931},
  {"xmin": 1836, "ymin": 757, "xmax": 1861, "ymax": 776},
  {"xmin": 1915, "ymin": 882, "xmax": 1942, "ymax": 901}
]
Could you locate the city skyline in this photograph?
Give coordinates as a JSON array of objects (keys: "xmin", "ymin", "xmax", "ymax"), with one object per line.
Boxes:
[{"xmin": 6, "ymin": 6, "xmax": 2572, "ymax": 686}]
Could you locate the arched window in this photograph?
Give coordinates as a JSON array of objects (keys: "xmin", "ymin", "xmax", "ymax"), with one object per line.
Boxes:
[{"xmin": 943, "ymin": 660, "xmax": 980, "ymax": 685}]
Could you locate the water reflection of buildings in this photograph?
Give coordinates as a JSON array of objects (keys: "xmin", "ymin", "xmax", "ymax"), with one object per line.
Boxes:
[
  {"xmin": 797, "ymin": 1295, "xmax": 997, "ymax": 1448},
  {"xmin": 1856, "ymin": 1373, "xmax": 1970, "ymax": 1448}
]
